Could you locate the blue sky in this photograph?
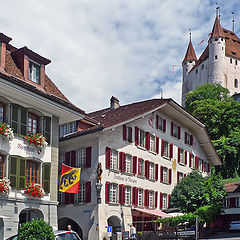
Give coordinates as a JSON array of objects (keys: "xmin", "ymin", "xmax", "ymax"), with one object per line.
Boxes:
[{"xmin": 1, "ymin": 0, "xmax": 240, "ymax": 112}]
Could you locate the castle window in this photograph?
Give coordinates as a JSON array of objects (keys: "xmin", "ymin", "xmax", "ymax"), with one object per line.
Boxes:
[
  {"xmin": 221, "ymin": 38, "xmax": 223, "ymax": 41},
  {"xmin": 201, "ymin": 64, "xmax": 204, "ymax": 70},
  {"xmin": 215, "ymin": 55, "xmax": 217, "ymax": 59},
  {"xmin": 215, "ymin": 38, "xmax": 218, "ymax": 41},
  {"xmin": 236, "ymin": 60, "xmax": 238, "ymax": 65},
  {"xmin": 222, "ymin": 47, "xmax": 224, "ymax": 50},
  {"xmin": 28, "ymin": 61, "xmax": 40, "ymax": 84},
  {"xmin": 230, "ymin": 58, "xmax": 233, "ymax": 64},
  {"xmin": 195, "ymin": 69, "xmax": 198, "ymax": 74},
  {"xmin": 210, "ymin": 40, "xmax": 212, "ymax": 43},
  {"xmin": 234, "ymin": 79, "xmax": 238, "ymax": 88},
  {"xmin": 189, "ymin": 61, "xmax": 192, "ymax": 63}
]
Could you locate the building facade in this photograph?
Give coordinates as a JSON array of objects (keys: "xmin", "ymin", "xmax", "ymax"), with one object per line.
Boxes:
[
  {"xmin": 182, "ymin": 16, "xmax": 240, "ymax": 105},
  {"xmin": 0, "ymin": 33, "xmax": 84, "ymax": 239},
  {"xmin": 58, "ymin": 97, "xmax": 221, "ymax": 240}
]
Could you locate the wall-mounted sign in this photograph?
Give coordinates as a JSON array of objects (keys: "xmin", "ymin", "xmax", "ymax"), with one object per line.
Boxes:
[
  {"xmin": 17, "ymin": 143, "xmax": 35, "ymax": 153},
  {"xmin": 113, "ymin": 174, "xmax": 137, "ymax": 184}
]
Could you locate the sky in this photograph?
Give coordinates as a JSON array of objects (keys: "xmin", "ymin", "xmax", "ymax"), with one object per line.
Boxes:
[{"xmin": 1, "ymin": 0, "xmax": 240, "ymax": 112}]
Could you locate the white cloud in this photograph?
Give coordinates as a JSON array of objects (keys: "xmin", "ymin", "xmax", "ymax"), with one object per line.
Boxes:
[{"xmin": 1, "ymin": 0, "xmax": 239, "ymax": 112}]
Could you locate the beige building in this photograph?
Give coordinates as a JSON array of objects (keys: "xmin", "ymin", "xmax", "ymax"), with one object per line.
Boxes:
[{"xmin": 0, "ymin": 32, "xmax": 84, "ymax": 239}]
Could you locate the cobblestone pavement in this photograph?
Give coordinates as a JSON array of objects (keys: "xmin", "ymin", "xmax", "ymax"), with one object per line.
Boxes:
[{"xmin": 202, "ymin": 231, "xmax": 240, "ymax": 239}]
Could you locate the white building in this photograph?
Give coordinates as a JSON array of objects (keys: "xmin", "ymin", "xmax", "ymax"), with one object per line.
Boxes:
[
  {"xmin": 58, "ymin": 96, "xmax": 221, "ymax": 240},
  {"xmin": 182, "ymin": 15, "xmax": 240, "ymax": 105},
  {"xmin": 0, "ymin": 33, "xmax": 84, "ymax": 239}
]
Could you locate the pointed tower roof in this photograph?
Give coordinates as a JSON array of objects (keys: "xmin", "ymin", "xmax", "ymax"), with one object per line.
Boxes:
[
  {"xmin": 210, "ymin": 16, "xmax": 224, "ymax": 39},
  {"xmin": 182, "ymin": 39, "xmax": 197, "ymax": 64}
]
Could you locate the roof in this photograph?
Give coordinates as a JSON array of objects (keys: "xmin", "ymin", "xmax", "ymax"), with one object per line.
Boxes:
[
  {"xmin": 182, "ymin": 40, "xmax": 197, "ymax": 64},
  {"xmin": 210, "ymin": 16, "xmax": 224, "ymax": 39},
  {"xmin": 0, "ymin": 34, "xmax": 85, "ymax": 115},
  {"xmin": 132, "ymin": 207, "xmax": 170, "ymax": 218},
  {"xmin": 225, "ymin": 181, "xmax": 240, "ymax": 193}
]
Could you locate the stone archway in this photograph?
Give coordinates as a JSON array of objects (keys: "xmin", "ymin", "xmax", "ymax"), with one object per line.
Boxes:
[
  {"xmin": 19, "ymin": 208, "xmax": 44, "ymax": 228},
  {"xmin": 58, "ymin": 217, "xmax": 83, "ymax": 239},
  {"xmin": 107, "ymin": 215, "xmax": 122, "ymax": 237}
]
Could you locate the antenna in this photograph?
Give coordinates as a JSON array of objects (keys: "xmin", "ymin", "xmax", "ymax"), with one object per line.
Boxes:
[
  {"xmin": 160, "ymin": 88, "xmax": 163, "ymax": 99},
  {"xmin": 232, "ymin": 11, "xmax": 235, "ymax": 32},
  {"xmin": 189, "ymin": 28, "xmax": 191, "ymax": 41}
]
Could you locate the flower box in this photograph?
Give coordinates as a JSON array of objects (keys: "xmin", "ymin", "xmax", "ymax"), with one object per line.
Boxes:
[
  {"xmin": 25, "ymin": 183, "xmax": 45, "ymax": 198},
  {"xmin": 25, "ymin": 133, "xmax": 48, "ymax": 153},
  {"xmin": 0, "ymin": 122, "xmax": 14, "ymax": 141},
  {"xmin": 0, "ymin": 178, "xmax": 11, "ymax": 194}
]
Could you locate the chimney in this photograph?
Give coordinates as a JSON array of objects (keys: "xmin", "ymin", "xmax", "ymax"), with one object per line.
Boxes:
[
  {"xmin": 110, "ymin": 96, "xmax": 120, "ymax": 109},
  {"xmin": 0, "ymin": 33, "xmax": 12, "ymax": 71}
]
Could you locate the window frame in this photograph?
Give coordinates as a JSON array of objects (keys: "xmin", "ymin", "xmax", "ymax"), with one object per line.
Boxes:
[
  {"xmin": 28, "ymin": 60, "xmax": 41, "ymax": 84},
  {"xmin": 149, "ymin": 191, "xmax": 154, "ymax": 209},
  {"xmin": 0, "ymin": 154, "xmax": 5, "ymax": 178},
  {"xmin": 125, "ymin": 154, "xmax": 132, "ymax": 174},
  {"xmin": 234, "ymin": 79, "xmax": 238, "ymax": 88},
  {"xmin": 172, "ymin": 123, "xmax": 178, "ymax": 138},
  {"xmin": 163, "ymin": 141, "xmax": 169, "ymax": 158},
  {"xmin": 0, "ymin": 101, "xmax": 5, "ymax": 123},
  {"xmin": 149, "ymin": 135, "xmax": 155, "ymax": 152},
  {"xmin": 149, "ymin": 162, "xmax": 155, "ymax": 180},
  {"xmin": 223, "ymin": 198, "xmax": 230, "ymax": 208},
  {"xmin": 77, "ymin": 148, "xmax": 86, "ymax": 168},
  {"xmin": 26, "ymin": 159, "xmax": 40, "ymax": 185},
  {"xmin": 75, "ymin": 183, "xmax": 86, "ymax": 204},
  {"xmin": 110, "ymin": 150, "xmax": 118, "ymax": 171},
  {"xmin": 139, "ymin": 129, "xmax": 145, "ymax": 148},
  {"xmin": 162, "ymin": 194, "xmax": 168, "ymax": 209},
  {"xmin": 157, "ymin": 116, "xmax": 164, "ymax": 132},
  {"xmin": 138, "ymin": 189, "xmax": 144, "ymax": 206},
  {"xmin": 27, "ymin": 112, "xmax": 39, "ymax": 134},
  {"xmin": 138, "ymin": 158, "xmax": 144, "ymax": 176},
  {"xmin": 125, "ymin": 186, "xmax": 131, "ymax": 205},
  {"xmin": 109, "ymin": 183, "xmax": 118, "ymax": 204},
  {"xmin": 162, "ymin": 167, "xmax": 168, "ymax": 184}
]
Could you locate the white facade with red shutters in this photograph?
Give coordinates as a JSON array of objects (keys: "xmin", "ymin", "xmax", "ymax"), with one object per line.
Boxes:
[{"xmin": 58, "ymin": 98, "xmax": 220, "ymax": 240}]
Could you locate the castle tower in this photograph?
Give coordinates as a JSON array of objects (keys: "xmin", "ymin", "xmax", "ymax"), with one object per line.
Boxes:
[
  {"xmin": 182, "ymin": 36, "xmax": 197, "ymax": 105},
  {"xmin": 208, "ymin": 16, "xmax": 226, "ymax": 85}
]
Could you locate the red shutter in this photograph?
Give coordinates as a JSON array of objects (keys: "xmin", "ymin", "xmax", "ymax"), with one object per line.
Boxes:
[
  {"xmin": 190, "ymin": 134, "xmax": 193, "ymax": 146},
  {"xmin": 168, "ymin": 168, "xmax": 172, "ymax": 184},
  {"xmin": 185, "ymin": 132, "xmax": 187, "ymax": 144},
  {"xmin": 86, "ymin": 147, "xmax": 92, "ymax": 168},
  {"xmin": 65, "ymin": 151, "xmax": 71, "ymax": 165},
  {"xmin": 177, "ymin": 171, "xmax": 180, "ymax": 184},
  {"xmin": 144, "ymin": 189, "xmax": 148, "ymax": 207},
  {"xmin": 106, "ymin": 147, "xmax": 111, "ymax": 169},
  {"xmin": 156, "ymin": 137, "xmax": 159, "ymax": 154},
  {"xmin": 189, "ymin": 152, "xmax": 192, "ymax": 168},
  {"xmin": 147, "ymin": 190, "xmax": 149, "ymax": 208},
  {"xmin": 132, "ymin": 187, "xmax": 136, "ymax": 205},
  {"xmin": 160, "ymin": 192, "xmax": 163, "ymax": 209},
  {"xmin": 185, "ymin": 151, "xmax": 188, "ymax": 166},
  {"xmin": 155, "ymin": 192, "xmax": 158, "ymax": 208},
  {"xmin": 168, "ymin": 195, "xmax": 171, "ymax": 208},
  {"xmin": 135, "ymin": 188, "xmax": 138, "ymax": 206},
  {"xmin": 155, "ymin": 164, "xmax": 158, "ymax": 181},
  {"xmin": 202, "ymin": 160, "xmax": 204, "ymax": 172},
  {"xmin": 123, "ymin": 125, "xmax": 127, "ymax": 141},
  {"xmin": 122, "ymin": 185, "xmax": 126, "ymax": 205},
  {"xmin": 145, "ymin": 132, "xmax": 150, "ymax": 150},
  {"xmin": 85, "ymin": 181, "xmax": 91, "ymax": 203},
  {"xmin": 135, "ymin": 127, "xmax": 139, "ymax": 146},
  {"xmin": 163, "ymin": 119, "xmax": 166, "ymax": 132},
  {"xmin": 122, "ymin": 153, "xmax": 126, "ymax": 172},
  {"xmin": 178, "ymin": 147, "xmax": 180, "ymax": 163},
  {"xmin": 129, "ymin": 127, "xmax": 132, "ymax": 143},
  {"xmin": 160, "ymin": 166, "xmax": 163, "ymax": 182},
  {"xmin": 133, "ymin": 156, "xmax": 137, "ymax": 174},
  {"xmin": 169, "ymin": 143, "xmax": 173, "ymax": 158},
  {"xmin": 178, "ymin": 126, "xmax": 181, "ymax": 139},
  {"xmin": 70, "ymin": 150, "xmax": 76, "ymax": 167},
  {"xmin": 105, "ymin": 182, "xmax": 110, "ymax": 203},
  {"xmin": 119, "ymin": 184, "xmax": 122, "ymax": 204},
  {"xmin": 145, "ymin": 161, "xmax": 148, "ymax": 178},
  {"xmin": 171, "ymin": 122, "xmax": 174, "ymax": 136},
  {"xmin": 230, "ymin": 198, "xmax": 236, "ymax": 208},
  {"xmin": 161, "ymin": 139, "xmax": 165, "ymax": 156},
  {"xmin": 119, "ymin": 152, "xmax": 123, "ymax": 171},
  {"xmin": 156, "ymin": 114, "xmax": 159, "ymax": 129},
  {"xmin": 195, "ymin": 156, "xmax": 199, "ymax": 169}
]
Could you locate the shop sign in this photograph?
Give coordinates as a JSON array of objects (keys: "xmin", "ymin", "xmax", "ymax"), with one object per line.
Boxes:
[
  {"xmin": 113, "ymin": 174, "xmax": 137, "ymax": 184},
  {"xmin": 17, "ymin": 143, "xmax": 35, "ymax": 153}
]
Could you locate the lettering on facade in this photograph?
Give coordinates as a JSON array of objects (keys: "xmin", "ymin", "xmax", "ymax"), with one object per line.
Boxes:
[
  {"xmin": 113, "ymin": 174, "xmax": 137, "ymax": 184},
  {"xmin": 17, "ymin": 143, "xmax": 35, "ymax": 153}
]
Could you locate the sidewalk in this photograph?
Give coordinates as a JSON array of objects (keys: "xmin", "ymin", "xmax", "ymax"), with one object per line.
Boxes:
[{"xmin": 202, "ymin": 231, "xmax": 240, "ymax": 239}]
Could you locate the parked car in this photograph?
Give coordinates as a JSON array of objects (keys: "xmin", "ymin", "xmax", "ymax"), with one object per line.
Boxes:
[
  {"xmin": 6, "ymin": 230, "xmax": 81, "ymax": 240},
  {"xmin": 229, "ymin": 221, "xmax": 240, "ymax": 232}
]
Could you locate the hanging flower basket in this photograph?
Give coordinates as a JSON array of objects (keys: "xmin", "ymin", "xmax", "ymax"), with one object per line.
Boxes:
[
  {"xmin": 25, "ymin": 183, "xmax": 45, "ymax": 198},
  {"xmin": 25, "ymin": 133, "xmax": 48, "ymax": 153},
  {"xmin": 0, "ymin": 178, "xmax": 11, "ymax": 195},
  {"xmin": 0, "ymin": 122, "xmax": 14, "ymax": 141}
]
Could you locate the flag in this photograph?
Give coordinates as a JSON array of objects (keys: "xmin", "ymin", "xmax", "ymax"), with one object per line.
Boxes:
[
  {"xmin": 198, "ymin": 33, "xmax": 212, "ymax": 45},
  {"xmin": 59, "ymin": 163, "xmax": 81, "ymax": 193}
]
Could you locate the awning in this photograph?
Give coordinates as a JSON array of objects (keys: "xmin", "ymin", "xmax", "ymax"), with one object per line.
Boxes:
[
  {"xmin": 0, "ymin": 215, "xmax": 10, "ymax": 219},
  {"xmin": 132, "ymin": 208, "xmax": 170, "ymax": 218},
  {"xmin": 168, "ymin": 212, "xmax": 184, "ymax": 217}
]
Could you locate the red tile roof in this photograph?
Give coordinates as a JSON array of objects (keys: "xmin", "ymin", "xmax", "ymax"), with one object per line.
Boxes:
[
  {"xmin": 182, "ymin": 40, "xmax": 197, "ymax": 64},
  {"xmin": 210, "ymin": 16, "xmax": 224, "ymax": 39},
  {"xmin": 87, "ymin": 98, "xmax": 170, "ymax": 128},
  {"xmin": 225, "ymin": 181, "xmax": 240, "ymax": 193}
]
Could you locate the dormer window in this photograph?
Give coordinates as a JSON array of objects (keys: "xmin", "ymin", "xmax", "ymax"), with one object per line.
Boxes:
[{"xmin": 28, "ymin": 60, "xmax": 40, "ymax": 84}]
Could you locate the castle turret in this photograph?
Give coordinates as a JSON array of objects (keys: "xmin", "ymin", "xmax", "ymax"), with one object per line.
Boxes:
[{"xmin": 208, "ymin": 16, "xmax": 226, "ymax": 85}]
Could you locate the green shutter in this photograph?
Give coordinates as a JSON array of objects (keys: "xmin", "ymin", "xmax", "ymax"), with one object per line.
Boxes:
[
  {"xmin": 11, "ymin": 105, "xmax": 19, "ymax": 133},
  {"xmin": 9, "ymin": 156, "xmax": 17, "ymax": 189},
  {"xmin": 20, "ymin": 107, "xmax": 27, "ymax": 135},
  {"xmin": 43, "ymin": 116, "xmax": 51, "ymax": 144},
  {"xmin": 18, "ymin": 157, "xmax": 26, "ymax": 190},
  {"xmin": 42, "ymin": 163, "xmax": 51, "ymax": 193}
]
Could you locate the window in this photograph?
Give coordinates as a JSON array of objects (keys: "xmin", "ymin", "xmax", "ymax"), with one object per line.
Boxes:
[
  {"xmin": 163, "ymin": 167, "xmax": 169, "ymax": 184},
  {"xmin": 185, "ymin": 132, "xmax": 192, "ymax": 145},
  {"xmin": 179, "ymin": 149, "xmax": 184, "ymax": 164},
  {"xmin": 157, "ymin": 116, "xmax": 165, "ymax": 131},
  {"xmin": 127, "ymin": 127, "xmax": 132, "ymax": 142},
  {"xmin": 236, "ymin": 60, "xmax": 238, "ymax": 65},
  {"xmin": 125, "ymin": 155, "xmax": 132, "ymax": 173},
  {"xmin": 110, "ymin": 183, "xmax": 118, "ymax": 203},
  {"xmin": 0, "ymin": 155, "xmax": 4, "ymax": 178},
  {"xmin": 215, "ymin": 55, "xmax": 217, "ymax": 59},
  {"xmin": 236, "ymin": 198, "xmax": 240, "ymax": 207},
  {"xmin": 195, "ymin": 69, "xmax": 198, "ymax": 74},
  {"xmin": 139, "ymin": 129, "xmax": 145, "ymax": 147},
  {"xmin": 235, "ymin": 79, "xmax": 238, "ymax": 88},
  {"xmin": 138, "ymin": 189, "xmax": 143, "ymax": 206},
  {"xmin": 230, "ymin": 58, "xmax": 233, "ymax": 64},
  {"xmin": 223, "ymin": 198, "xmax": 229, "ymax": 208},
  {"xmin": 60, "ymin": 122, "xmax": 76, "ymax": 137},
  {"xmin": 27, "ymin": 112, "xmax": 38, "ymax": 134},
  {"xmin": 172, "ymin": 123, "xmax": 178, "ymax": 138},
  {"xmin": 149, "ymin": 191, "xmax": 154, "ymax": 208},
  {"xmin": 162, "ymin": 194, "xmax": 168, "ymax": 209},
  {"xmin": 110, "ymin": 150, "xmax": 118, "ymax": 170},
  {"xmin": 125, "ymin": 186, "xmax": 131, "ymax": 205},
  {"xmin": 0, "ymin": 102, "xmax": 4, "ymax": 123},
  {"xmin": 199, "ymin": 158, "xmax": 202, "ymax": 171},
  {"xmin": 201, "ymin": 64, "xmax": 204, "ymax": 70},
  {"xmin": 11, "ymin": 105, "xmax": 27, "ymax": 135},
  {"xmin": 178, "ymin": 172, "xmax": 184, "ymax": 183},
  {"xmin": 149, "ymin": 163, "xmax": 154, "ymax": 180},
  {"xmin": 77, "ymin": 149, "xmax": 86, "ymax": 167},
  {"xmin": 191, "ymin": 154, "xmax": 194, "ymax": 168},
  {"xmin": 171, "ymin": 122, "xmax": 180, "ymax": 139},
  {"xmin": 150, "ymin": 135, "xmax": 155, "ymax": 152},
  {"xmin": 163, "ymin": 141, "xmax": 169, "ymax": 158},
  {"xmin": 76, "ymin": 183, "xmax": 85, "ymax": 204},
  {"xmin": 26, "ymin": 160, "xmax": 39, "ymax": 184},
  {"xmin": 138, "ymin": 158, "xmax": 144, "ymax": 176},
  {"xmin": 28, "ymin": 61, "xmax": 40, "ymax": 84}
]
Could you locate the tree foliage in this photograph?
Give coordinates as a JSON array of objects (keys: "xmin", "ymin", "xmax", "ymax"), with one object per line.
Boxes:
[
  {"xmin": 170, "ymin": 171, "xmax": 226, "ymax": 213},
  {"xmin": 18, "ymin": 218, "xmax": 55, "ymax": 240},
  {"xmin": 185, "ymin": 83, "xmax": 240, "ymax": 178}
]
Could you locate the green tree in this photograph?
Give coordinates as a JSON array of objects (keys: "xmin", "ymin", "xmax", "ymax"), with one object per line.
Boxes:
[
  {"xmin": 170, "ymin": 171, "xmax": 226, "ymax": 213},
  {"xmin": 185, "ymin": 83, "xmax": 240, "ymax": 178},
  {"xmin": 18, "ymin": 218, "xmax": 55, "ymax": 240}
]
